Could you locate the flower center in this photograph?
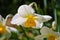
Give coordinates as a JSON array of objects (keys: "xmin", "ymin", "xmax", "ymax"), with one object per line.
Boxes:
[
  {"xmin": 0, "ymin": 23, "xmax": 6, "ymax": 34},
  {"xmin": 48, "ymin": 35, "xmax": 56, "ymax": 40},
  {"xmin": 24, "ymin": 14, "xmax": 36, "ymax": 28}
]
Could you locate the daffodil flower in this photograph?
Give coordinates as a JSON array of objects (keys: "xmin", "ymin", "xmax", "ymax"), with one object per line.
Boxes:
[
  {"xmin": 5, "ymin": 14, "xmax": 19, "ymax": 34},
  {"xmin": 0, "ymin": 15, "xmax": 19, "ymax": 40},
  {"xmin": 35, "ymin": 27, "xmax": 60, "ymax": 40},
  {"xmin": 11, "ymin": 5, "xmax": 52, "ymax": 28}
]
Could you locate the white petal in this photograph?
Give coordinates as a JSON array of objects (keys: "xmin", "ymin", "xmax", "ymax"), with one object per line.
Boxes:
[
  {"xmin": 11, "ymin": 13, "xmax": 20, "ymax": 21},
  {"xmin": 7, "ymin": 27, "xmax": 19, "ymax": 34},
  {"xmin": 6, "ymin": 26, "xmax": 11, "ymax": 33},
  {"xmin": 35, "ymin": 14, "xmax": 52, "ymax": 22},
  {"xmin": 18, "ymin": 5, "xmax": 35, "ymax": 17},
  {"xmin": 54, "ymin": 32, "xmax": 60, "ymax": 37},
  {"xmin": 5, "ymin": 31, "xmax": 11, "ymax": 38},
  {"xmin": 5, "ymin": 26, "xmax": 11, "ymax": 38},
  {"xmin": 56, "ymin": 37, "xmax": 60, "ymax": 40},
  {"xmin": 11, "ymin": 13, "xmax": 27, "ymax": 25},
  {"xmin": 35, "ymin": 20, "xmax": 43, "ymax": 28},
  {"xmin": 42, "ymin": 15, "xmax": 52, "ymax": 22},
  {"xmin": 34, "ymin": 35, "xmax": 46, "ymax": 40},
  {"xmin": 52, "ymin": 21, "xmax": 56, "ymax": 30},
  {"xmin": 40, "ymin": 27, "xmax": 54, "ymax": 35}
]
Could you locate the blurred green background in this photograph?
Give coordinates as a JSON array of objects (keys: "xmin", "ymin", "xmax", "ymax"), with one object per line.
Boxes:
[{"xmin": 0, "ymin": 0, "xmax": 56, "ymax": 17}]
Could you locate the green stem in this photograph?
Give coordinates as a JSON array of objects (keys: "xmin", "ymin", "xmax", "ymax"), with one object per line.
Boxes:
[
  {"xmin": 20, "ymin": 25, "xmax": 29, "ymax": 40},
  {"xmin": 44, "ymin": 0, "xmax": 47, "ymax": 14},
  {"xmin": 29, "ymin": 2, "xmax": 43, "ymax": 14},
  {"xmin": 52, "ymin": 0, "xmax": 58, "ymax": 32},
  {"xmin": 54, "ymin": 9, "xmax": 57, "ymax": 27},
  {"xmin": 54, "ymin": 8, "xmax": 58, "ymax": 31}
]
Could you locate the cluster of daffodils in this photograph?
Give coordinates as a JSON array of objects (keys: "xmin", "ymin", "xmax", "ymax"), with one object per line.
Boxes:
[
  {"xmin": 0, "ymin": 15, "xmax": 19, "ymax": 40},
  {"xmin": 34, "ymin": 21, "xmax": 60, "ymax": 40},
  {"xmin": 11, "ymin": 5, "xmax": 52, "ymax": 28},
  {"xmin": 0, "ymin": 2, "xmax": 58, "ymax": 40},
  {"xmin": 35, "ymin": 26, "xmax": 60, "ymax": 40}
]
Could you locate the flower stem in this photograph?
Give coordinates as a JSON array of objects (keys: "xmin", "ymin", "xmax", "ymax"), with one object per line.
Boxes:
[
  {"xmin": 44, "ymin": 0, "xmax": 47, "ymax": 14},
  {"xmin": 54, "ymin": 7, "xmax": 58, "ymax": 30},
  {"xmin": 29, "ymin": 2, "xmax": 43, "ymax": 14},
  {"xmin": 20, "ymin": 25, "xmax": 29, "ymax": 40},
  {"xmin": 52, "ymin": 0, "xmax": 58, "ymax": 32}
]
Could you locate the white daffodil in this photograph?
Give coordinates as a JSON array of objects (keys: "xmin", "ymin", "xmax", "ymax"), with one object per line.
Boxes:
[
  {"xmin": 35, "ymin": 27, "xmax": 60, "ymax": 40},
  {"xmin": 0, "ymin": 15, "xmax": 19, "ymax": 40},
  {"xmin": 11, "ymin": 5, "xmax": 52, "ymax": 28},
  {"xmin": 5, "ymin": 14, "xmax": 19, "ymax": 34}
]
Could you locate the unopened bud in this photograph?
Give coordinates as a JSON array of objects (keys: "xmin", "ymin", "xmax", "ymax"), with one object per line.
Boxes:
[
  {"xmin": 29, "ymin": 2, "xmax": 38, "ymax": 11},
  {"xmin": 52, "ymin": 21, "xmax": 56, "ymax": 30}
]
